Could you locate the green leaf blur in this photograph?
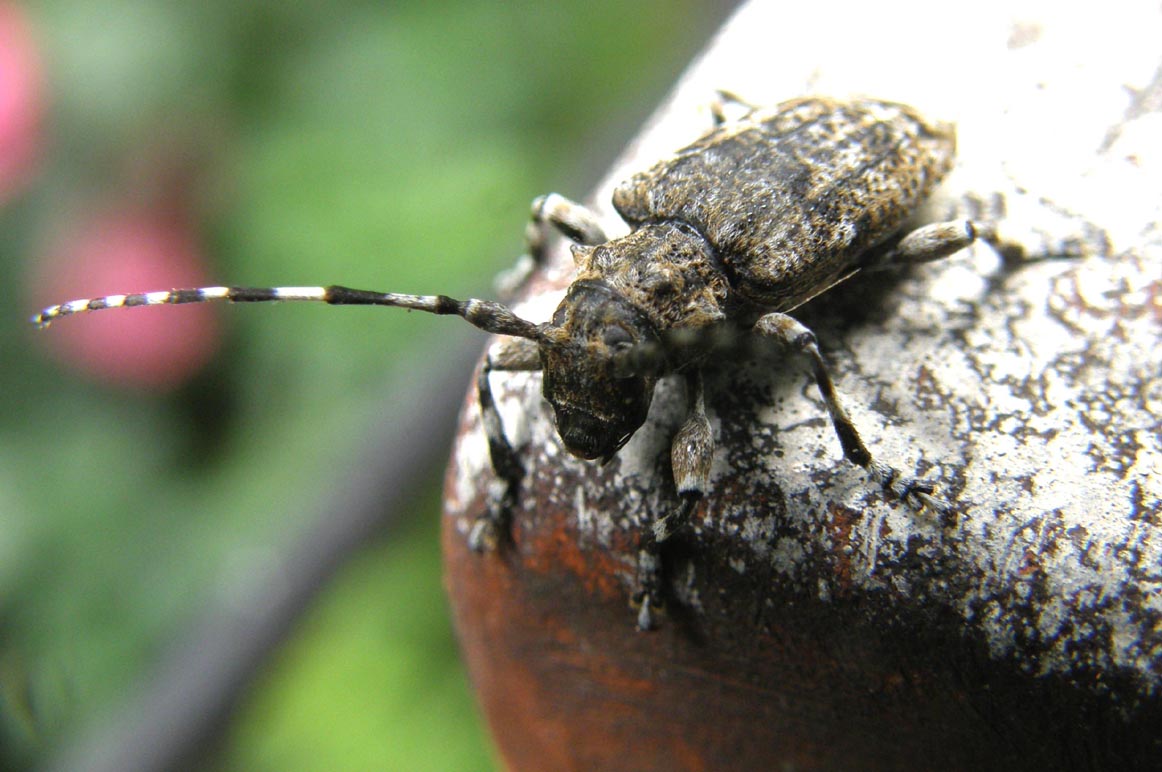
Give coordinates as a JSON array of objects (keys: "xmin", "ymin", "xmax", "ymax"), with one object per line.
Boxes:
[{"xmin": 1, "ymin": 1, "xmax": 720, "ymax": 769}]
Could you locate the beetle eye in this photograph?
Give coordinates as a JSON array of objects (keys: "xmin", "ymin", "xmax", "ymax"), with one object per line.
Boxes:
[{"xmin": 603, "ymin": 326, "xmax": 633, "ymax": 349}]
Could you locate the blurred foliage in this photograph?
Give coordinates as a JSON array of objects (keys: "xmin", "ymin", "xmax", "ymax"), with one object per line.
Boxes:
[{"xmin": 0, "ymin": 0, "xmax": 723, "ymax": 769}]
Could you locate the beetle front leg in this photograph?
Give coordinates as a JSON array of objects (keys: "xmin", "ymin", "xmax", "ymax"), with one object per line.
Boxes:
[
  {"xmin": 634, "ymin": 370, "xmax": 714, "ymax": 631},
  {"xmin": 495, "ymin": 193, "xmax": 609, "ymax": 298},
  {"xmin": 469, "ymin": 337, "xmax": 541, "ymax": 551},
  {"xmin": 753, "ymin": 313, "xmax": 952, "ymax": 517}
]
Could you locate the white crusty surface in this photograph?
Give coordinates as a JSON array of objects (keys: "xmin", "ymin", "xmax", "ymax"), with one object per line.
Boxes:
[{"xmin": 446, "ymin": 1, "xmax": 1162, "ymax": 692}]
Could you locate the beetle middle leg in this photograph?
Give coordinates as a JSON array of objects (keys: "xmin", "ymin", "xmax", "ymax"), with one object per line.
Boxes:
[
  {"xmin": 710, "ymin": 89, "xmax": 758, "ymax": 126},
  {"xmin": 633, "ymin": 370, "xmax": 714, "ymax": 631},
  {"xmin": 753, "ymin": 313, "xmax": 951, "ymax": 516},
  {"xmin": 469, "ymin": 336, "xmax": 541, "ymax": 551}
]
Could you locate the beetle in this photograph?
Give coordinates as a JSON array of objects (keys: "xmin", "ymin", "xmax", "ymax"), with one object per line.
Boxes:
[{"xmin": 33, "ymin": 95, "xmax": 1009, "ymax": 629}]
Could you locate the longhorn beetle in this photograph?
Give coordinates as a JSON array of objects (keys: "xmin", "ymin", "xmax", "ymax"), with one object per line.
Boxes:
[{"xmin": 34, "ymin": 95, "xmax": 1014, "ymax": 630}]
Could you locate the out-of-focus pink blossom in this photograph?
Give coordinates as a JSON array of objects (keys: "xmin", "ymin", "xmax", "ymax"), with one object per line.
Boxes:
[
  {"xmin": 32, "ymin": 208, "xmax": 222, "ymax": 391},
  {"xmin": 0, "ymin": 2, "xmax": 44, "ymax": 206}
]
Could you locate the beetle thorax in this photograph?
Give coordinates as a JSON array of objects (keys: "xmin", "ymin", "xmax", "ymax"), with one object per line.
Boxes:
[{"xmin": 571, "ymin": 222, "xmax": 731, "ymax": 334}]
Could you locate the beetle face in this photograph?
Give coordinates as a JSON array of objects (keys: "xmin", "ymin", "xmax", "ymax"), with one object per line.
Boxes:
[{"xmin": 540, "ymin": 280, "xmax": 660, "ymax": 461}]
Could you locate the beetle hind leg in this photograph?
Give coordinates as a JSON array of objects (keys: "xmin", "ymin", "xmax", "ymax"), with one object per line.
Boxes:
[
  {"xmin": 864, "ymin": 219, "xmax": 988, "ymax": 269},
  {"xmin": 866, "ymin": 214, "xmax": 1099, "ymax": 274}
]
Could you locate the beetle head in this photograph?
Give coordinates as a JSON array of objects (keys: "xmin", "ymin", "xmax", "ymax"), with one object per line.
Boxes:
[{"xmin": 538, "ymin": 280, "xmax": 661, "ymax": 462}]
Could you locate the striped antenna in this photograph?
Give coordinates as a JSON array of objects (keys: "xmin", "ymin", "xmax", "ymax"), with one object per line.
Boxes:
[{"xmin": 32, "ymin": 284, "xmax": 545, "ymax": 340}]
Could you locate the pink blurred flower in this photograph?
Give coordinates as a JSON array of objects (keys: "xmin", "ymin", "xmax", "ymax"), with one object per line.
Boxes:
[
  {"xmin": 32, "ymin": 207, "xmax": 222, "ymax": 391},
  {"xmin": 0, "ymin": 2, "xmax": 44, "ymax": 206}
]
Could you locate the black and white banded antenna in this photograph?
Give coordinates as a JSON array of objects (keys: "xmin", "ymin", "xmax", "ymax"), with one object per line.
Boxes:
[{"xmin": 31, "ymin": 284, "xmax": 547, "ymax": 341}]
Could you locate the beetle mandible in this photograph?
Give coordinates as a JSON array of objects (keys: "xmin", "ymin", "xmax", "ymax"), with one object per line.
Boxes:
[{"xmin": 33, "ymin": 95, "xmax": 1008, "ymax": 629}]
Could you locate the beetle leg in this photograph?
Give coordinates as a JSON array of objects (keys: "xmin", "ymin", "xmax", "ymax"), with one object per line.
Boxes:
[
  {"xmin": 944, "ymin": 191, "xmax": 1110, "ymax": 264},
  {"xmin": 632, "ymin": 542, "xmax": 667, "ymax": 632},
  {"xmin": 468, "ymin": 337, "xmax": 542, "ymax": 551},
  {"xmin": 660, "ymin": 370, "xmax": 714, "ymax": 540},
  {"xmin": 710, "ymin": 89, "xmax": 758, "ymax": 125},
  {"xmin": 866, "ymin": 218, "xmax": 1069, "ymax": 271},
  {"xmin": 865, "ymin": 219, "xmax": 991, "ymax": 268},
  {"xmin": 753, "ymin": 313, "xmax": 952, "ymax": 517},
  {"xmin": 495, "ymin": 193, "xmax": 609, "ymax": 298},
  {"xmin": 527, "ymin": 192, "xmax": 608, "ymax": 258},
  {"xmin": 633, "ymin": 369, "xmax": 714, "ymax": 630}
]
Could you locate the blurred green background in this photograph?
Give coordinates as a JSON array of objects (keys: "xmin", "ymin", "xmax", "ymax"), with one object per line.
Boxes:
[{"xmin": 0, "ymin": 1, "xmax": 726, "ymax": 769}]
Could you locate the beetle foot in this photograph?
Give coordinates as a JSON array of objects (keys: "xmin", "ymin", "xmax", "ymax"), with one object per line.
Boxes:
[
  {"xmin": 632, "ymin": 543, "xmax": 665, "ymax": 631},
  {"xmin": 467, "ymin": 516, "xmax": 499, "ymax": 552},
  {"xmin": 468, "ymin": 478, "xmax": 516, "ymax": 552},
  {"xmin": 869, "ymin": 461, "xmax": 954, "ymax": 522},
  {"xmin": 633, "ymin": 592, "xmax": 660, "ymax": 632},
  {"xmin": 906, "ymin": 485, "xmax": 954, "ymax": 520}
]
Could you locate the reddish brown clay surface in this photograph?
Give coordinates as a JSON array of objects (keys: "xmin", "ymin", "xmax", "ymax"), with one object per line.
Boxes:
[{"xmin": 443, "ymin": 444, "xmax": 1162, "ymax": 772}]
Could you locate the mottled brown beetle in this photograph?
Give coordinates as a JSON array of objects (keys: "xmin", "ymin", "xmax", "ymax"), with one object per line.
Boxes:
[{"xmin": 34, "ymin": 95, "xmax": 1008, "ymax": 629}]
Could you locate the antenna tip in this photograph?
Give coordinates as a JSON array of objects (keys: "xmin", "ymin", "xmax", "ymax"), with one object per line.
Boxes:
[{"xmin": 30, "ymin": 308, "xmax": 55, "ymax": 328}]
